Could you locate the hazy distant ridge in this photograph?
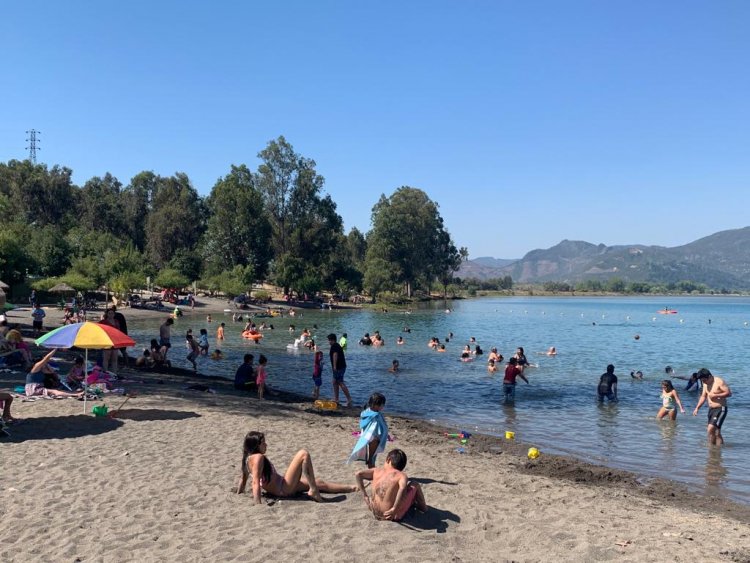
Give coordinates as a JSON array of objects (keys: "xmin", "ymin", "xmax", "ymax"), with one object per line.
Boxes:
[{"xmin": 458, "ymin": 227, "xmax": 750, "ymax": 289}]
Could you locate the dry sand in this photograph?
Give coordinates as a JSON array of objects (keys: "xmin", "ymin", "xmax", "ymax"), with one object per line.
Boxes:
[
  {"xmin": 1, "ymin": 373, "xmax": 749, "ymax": 563},
  {"xmin": 1, "ymin": 301, "xmax": 749, "ymax": 562}
]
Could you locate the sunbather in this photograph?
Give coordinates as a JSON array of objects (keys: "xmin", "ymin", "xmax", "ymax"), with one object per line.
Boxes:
[
  {"xmin": 237, "ymin": 431, "xmax": 357, "ymax": 504},
  {"xmin": 25, "ymin": 350, "xmax": 84, "ymax": 398}
]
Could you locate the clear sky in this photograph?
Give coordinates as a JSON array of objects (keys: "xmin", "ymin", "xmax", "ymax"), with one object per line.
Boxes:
[{"xmin": 2, "ymin": 1, "xmax": 748, "ymax": 259}]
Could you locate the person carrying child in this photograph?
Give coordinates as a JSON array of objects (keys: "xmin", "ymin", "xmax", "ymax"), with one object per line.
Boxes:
[
  {"xmin": 355, "ymin": 449, "xmax": 427, "ymax": 522},
  {"xmin": 312, "ymin": 350, "xmax": 323, "ymax": 399},
  {"xmin": 348, "ymin": 393, "xmax": 388, "ymax": 468}
]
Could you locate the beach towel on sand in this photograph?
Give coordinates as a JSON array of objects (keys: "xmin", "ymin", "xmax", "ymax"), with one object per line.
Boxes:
[{"xmin": 348, "ymin": 408, "xmax": 388, "ymax": 465}]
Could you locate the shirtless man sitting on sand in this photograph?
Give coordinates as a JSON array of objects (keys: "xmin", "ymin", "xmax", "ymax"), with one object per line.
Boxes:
[
  {"xmin": 692, "ymin": 368, "xmax": 732, "ymax": 446},
  {"xmin": 355, "ymin": 449, "xmax": 427, "ymax": 521}
]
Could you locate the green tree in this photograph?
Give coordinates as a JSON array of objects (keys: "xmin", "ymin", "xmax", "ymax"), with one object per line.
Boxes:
[
  {"xmin": 168, "ymin": 248, "xmax": 203, "ymax": 282},
  {"xmin": 154, "ymin": 268, "xmax": 190, "ymax": 289},
  {"xmin": 364, "ymin": 187, "xmax": 460, "ymax": 298},
  {"xmin": 65, "ymin": 226, "xmax": 124, "ymax": 262},
  {"xmin": 606, "ymin": 278, "xmax": 626, "ymax": 293},
  {"xmin": 271, "ymin": 254, "xmax": 305, "ymax": 295},
  {"xmin": 256, "ymin": 136, "xmax": 323, "ymax": 256},
  {"xmin": 78, "ymin": 173, "xmax": 126, "ymax": 237},
  {"xmin": 363, "ymin": 257, "xmax": 399, "ymax": 299},
  {"xmin": 122, "ymin": 171, "xmax": 161, "ymax": 251},
  {"xmin": 346, "ymin": 227, "xmax": 367, "ymax": 268},
  {"xmin": 103, "ymin": 243, "xmax": 151, "ymax": 285},
  {"xmin": 0, "ymin": 160, "xmax": 77, "ymax": 227},
  {"xmin": 0, "ymin": 224, "xmax": 31, "ymax": 285},
  {"xmin": 110, "ymin": 272, "xmax": 144, "ymax": 300},
  {"xmin": 68, "ymin": 256, "xmax": 106, "ymax": 288},
  {"xmin": 218, "ymin": 264, "xmax": 255, "ymax": 297},
  {"xmin": 60, "ymin": 272, "xmax": 97, "ymax": 292},
  {"xmin": 145, "ymin": 173, "xmax": 204, "ymax": 267},
  {"xmin": 256, "ymin": 137, "xmax": 345, "ymax": 293},
  {"xmin": 203, "ymin": 165, "xmax": 272, "ymax": 278},
  {"xmin": 27, "ymin": 225, "xmax": 71, "ymax": 277}
]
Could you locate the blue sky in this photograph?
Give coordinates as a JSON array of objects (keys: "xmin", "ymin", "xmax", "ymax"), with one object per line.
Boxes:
[{"xmin": 2, "ymin": 1, "xmax": 748, "ymax": 258}]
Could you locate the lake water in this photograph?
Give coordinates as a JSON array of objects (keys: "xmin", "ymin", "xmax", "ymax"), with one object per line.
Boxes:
[{"xmin": 125, "ymin": 296, "xmax": 750, "ymax": 504}]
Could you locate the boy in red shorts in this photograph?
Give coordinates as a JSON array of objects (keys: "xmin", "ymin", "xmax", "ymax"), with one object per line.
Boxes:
[{"xmin": 355, "ymin": 449, "xmax": 427, "ymax": 522}]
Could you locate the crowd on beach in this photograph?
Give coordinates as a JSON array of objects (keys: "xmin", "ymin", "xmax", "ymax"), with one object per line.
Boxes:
[{"xmin": 0, "ymin": 298, "xmax": 736, "ymax": 521}]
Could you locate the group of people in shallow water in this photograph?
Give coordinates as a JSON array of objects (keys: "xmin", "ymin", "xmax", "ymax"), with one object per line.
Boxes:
[{"xmin": 597, "ymin": 364, "xmax": 733, "ymax": 445}]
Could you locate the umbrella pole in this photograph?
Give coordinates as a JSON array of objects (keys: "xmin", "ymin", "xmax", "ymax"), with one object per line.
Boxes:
[{"xmin": 83, "ymin": 349, "xmax": 88, "ymax": 414}]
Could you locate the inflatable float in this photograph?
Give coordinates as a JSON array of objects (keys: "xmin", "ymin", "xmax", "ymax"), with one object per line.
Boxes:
[{"xmin": 242, "ymin": 331, "xmax": 263, "ymax": 341}]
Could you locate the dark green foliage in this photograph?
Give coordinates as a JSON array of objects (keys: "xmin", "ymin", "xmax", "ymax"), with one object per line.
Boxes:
[
  {"xmin": 364, "ymin": 187, "xmax": 463, "ymax": 298},
  {"xmin": 0, "ymin": 160, "xmax": 77, "ymax": 227},
  {"xmin": 145, "ymin": 173, "xmax": 204, "ymax": 267},
  {"xmin": 203, "ymin": 165, "xmax": 272, "ymax": 279}
]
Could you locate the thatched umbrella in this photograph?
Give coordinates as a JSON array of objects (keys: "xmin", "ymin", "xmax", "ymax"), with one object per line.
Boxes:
[{"xmin": 49, "ymin": 282, "xmax": 76, "ymax": 294}]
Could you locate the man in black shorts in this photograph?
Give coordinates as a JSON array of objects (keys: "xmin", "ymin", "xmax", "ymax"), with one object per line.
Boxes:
[
  {"xmin": 692, "ymin": 368, "xmax": 732, "ymax": 445},
  {"xmin": 328, "ymin": 333, "xmax": 352, "ymax": 407},
  {"xmin": 597, "ymin": 364, "xmax": 618, "ymax": 402}
]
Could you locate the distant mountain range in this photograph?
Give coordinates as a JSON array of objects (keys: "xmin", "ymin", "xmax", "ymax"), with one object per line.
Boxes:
[{"xmin": 458, "ymin": 227, "xmax": 750, "ymax": 289}]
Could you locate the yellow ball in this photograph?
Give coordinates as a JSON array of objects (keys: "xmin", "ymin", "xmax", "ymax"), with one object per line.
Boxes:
[{"xmin": 527, "ymin": 447, "xmax": 540, "ymax": 460}]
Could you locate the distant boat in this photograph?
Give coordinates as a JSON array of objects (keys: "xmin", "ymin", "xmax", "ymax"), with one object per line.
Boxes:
[{"xmin": 657, "ymin": 309, "xmax": 678, "ymax": 314}]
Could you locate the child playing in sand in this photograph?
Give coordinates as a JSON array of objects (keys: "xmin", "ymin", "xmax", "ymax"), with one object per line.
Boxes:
[
  {"xmin": 256, "ymin": 354, "xmax": 268, "ymax": 400},
  {"xmin": 312, "ymin": 350, "xmax": 323, "ymax": 399},
  {"xmin": 349, "ymin": 393, "xmax": 388, "ymax": 468},
  {"xmin": 657, "ymin": 379, "xmax": 685, "ymax": 420},
  {"xmin": 355, "ymin": 449, "xmax": 427, "ymax": 522}
]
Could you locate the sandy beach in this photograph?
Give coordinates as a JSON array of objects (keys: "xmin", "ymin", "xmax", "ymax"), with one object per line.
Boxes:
[{"xmin": 1, "ymin": 302, "xmax": 750, "ymax": 562}]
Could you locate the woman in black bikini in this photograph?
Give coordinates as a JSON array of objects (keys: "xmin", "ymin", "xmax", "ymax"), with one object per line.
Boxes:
[{"xmin": 237, "ymin": 431, "xmax": 356, "ymax": 504}]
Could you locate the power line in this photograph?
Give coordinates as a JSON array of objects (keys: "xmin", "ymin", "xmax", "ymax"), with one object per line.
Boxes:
[{"xmin": 25, "ymin": 129, "xmax": 41, "ymax": 163}]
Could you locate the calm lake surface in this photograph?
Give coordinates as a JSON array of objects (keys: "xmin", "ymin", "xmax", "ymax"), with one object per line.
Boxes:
[{"xmin": 126, "ymin": 296, "xmax": 749, "ymax": 504}]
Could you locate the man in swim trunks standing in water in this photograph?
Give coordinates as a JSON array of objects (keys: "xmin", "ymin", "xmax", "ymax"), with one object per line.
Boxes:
[
  {"xmin": 692, "ymin": 368, "xmax": 732, "ymax": 445},
  {"xmin": 328, "ymin": 333, "xmax": 352, "ymax": 407}
]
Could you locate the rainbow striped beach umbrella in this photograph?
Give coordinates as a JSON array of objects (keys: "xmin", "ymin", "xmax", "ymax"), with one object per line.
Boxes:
[
  {"xmin": 35, "ymin": 322, "xmax": 136, "ymax": 413},
  {"xmin": 35, "ymin": 321, "xmax": 135, "ymax": 349}
]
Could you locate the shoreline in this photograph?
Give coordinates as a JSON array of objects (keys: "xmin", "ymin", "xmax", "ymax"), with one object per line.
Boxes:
[
  {"xmin": 2, "ymin": 364, "xmax": 749, "ymax": 561},
  {"xmin": 4, "ymin": 299, "xmax": 750, "ymax": 520},
  {"xmin": 3, "ymin": 343, "xmax": 748, "ymax": 522}
]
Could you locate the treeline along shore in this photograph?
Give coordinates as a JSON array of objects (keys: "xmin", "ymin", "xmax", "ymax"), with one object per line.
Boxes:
[{"xmin": 0, "ymin": 135, "xmax": 468, "ymax": 306}]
